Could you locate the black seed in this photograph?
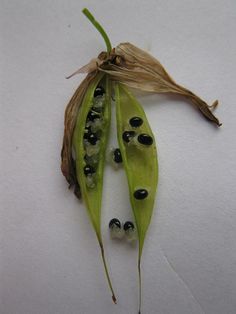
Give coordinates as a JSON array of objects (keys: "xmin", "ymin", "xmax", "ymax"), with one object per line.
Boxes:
[
  {"xmin": 113, "ymin": 148, "xmax": 122, "ymax": 163},
  {"xmin": 83, "ymin": 126, "xmax": 92, "ymax": 140},
  {"xmin": 138, "ymin": 134, "xmax": 153, "ymax": 146},
  {"xmin": 122, "ymin": 131, "xmax": 136, "ymax": 143},
  {"xmin": 94, "ymin": 86, "xmax": 105, "ymax": 98},
  {"xmin": 109, "ymin": 218, "xmax": 121, "ymax": 229},
  {"xmin": 87, "ymin": 133, "xmax": 98, "ymax": 145},
  {"xmin": 129, "ymin": 117, "xmax": 143, "ymax": 128},
  {"xmin": 84, "ymin": 165, "xmax": 95, "ymax": 176},
  {"xmin": 134, "ymin": 189, "xmax": 148, "ymax": 200},
  {"xmin": 124, "ymin": 221, "xmax": 134, "ymax": 231},
  {"xmin": 87, "ymin": 111, "xmax": 100, "ymax": 122}
]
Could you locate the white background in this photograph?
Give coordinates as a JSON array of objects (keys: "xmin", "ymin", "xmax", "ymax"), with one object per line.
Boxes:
[{"xmin": 1, "ymin": 1, "xmax": 236, "ymax": 314}]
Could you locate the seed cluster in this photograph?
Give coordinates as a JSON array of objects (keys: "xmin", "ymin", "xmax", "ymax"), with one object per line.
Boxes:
[
  {"xmin": 121, "ymin": 115, "xmax": 153, "ymax": 200},
  {"xmin": 83, "ymin": 85, "xmax": 105, "ymax": 188},
  {"xmin": 109, "ymin": 218, "xmax": 137, "ymax": 242},
  {"xmin": 122, "ymin": 116, "xmax": 153, "ymax": 147},
  {"xmin": 61, "ymin": 9, "xmax": 220, "ymax": 312}
]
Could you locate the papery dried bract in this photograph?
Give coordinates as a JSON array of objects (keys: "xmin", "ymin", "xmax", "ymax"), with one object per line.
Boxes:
[{"xmin": 100, "ymin": 42, "xmax": 221, "ymax": 126}]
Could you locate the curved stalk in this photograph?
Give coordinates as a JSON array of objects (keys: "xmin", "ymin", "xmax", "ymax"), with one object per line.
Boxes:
[{"xmin": 82, "ymin": 8, "xmax": 112, "ymax": 53}]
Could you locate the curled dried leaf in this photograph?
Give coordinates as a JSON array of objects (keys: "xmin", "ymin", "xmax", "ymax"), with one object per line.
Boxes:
[{"xmin": 99, "ymin": 42, "xmax": 221, "ymax": 126}]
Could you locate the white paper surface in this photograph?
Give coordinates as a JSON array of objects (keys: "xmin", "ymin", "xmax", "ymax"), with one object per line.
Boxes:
[{"xmin": 1, "ymin": 1, "xmax": 236, "ymax": 314}]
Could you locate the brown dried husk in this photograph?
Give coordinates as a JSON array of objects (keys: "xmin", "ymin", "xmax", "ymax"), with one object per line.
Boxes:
[
  {"xmin": 99, "ymin": 42, "xmax": 221, "ymax": 126},
  {"xmin": 61, "ymin": 72, "xmax": 97, "ymax": 198}
]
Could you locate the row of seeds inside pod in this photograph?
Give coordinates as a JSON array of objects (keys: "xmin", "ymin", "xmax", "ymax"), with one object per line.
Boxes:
[
  {"xmin": 83, "ymin": 86, "xmax": 106, "ymax": 188},
  {"xmin": 122, "ymin": 116, "xmax": 154, "ymax": 201}
]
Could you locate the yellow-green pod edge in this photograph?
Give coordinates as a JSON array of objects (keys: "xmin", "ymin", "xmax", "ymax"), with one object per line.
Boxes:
[
  {"xmin": 115, "ymin": 83, "xmax": 158, "ymax": 313},
  {"xmin": 72, "ymin": 73, "xmax": 116, "ymax": 303}
]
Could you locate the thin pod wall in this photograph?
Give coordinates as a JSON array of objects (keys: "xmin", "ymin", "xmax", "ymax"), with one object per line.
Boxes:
[{"xmin": 60, "ymin": 8, "xmax": 221, "ymax": 314}]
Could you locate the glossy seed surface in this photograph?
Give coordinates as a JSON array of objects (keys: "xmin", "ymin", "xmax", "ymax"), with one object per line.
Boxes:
[
  {"xmin": 94, "ymin": 86, "xmax": 105, "ymax": 97},
  {"xmin": 87, "ymin": 133, "xmax": 98, "ymax": 145},
  {"xmin": 113, "ymin": 148, "xmax": 122, "ymax": 163},
  {"xmin": 129, "ymin": 116, "xmax": 143, "ymax": 128},
  {"xmin": 134, "ymin": 189, "xmax": 148, "ymax": 200},
  {"xmin": 138, "ymin": 133, "xmax": 153, "ymax": 146},
  {"xmin": 109, "ymin": 218, "xmax": 121, "ymax": 229},
  {"xmin": 124, "ymin": 221, "xmax": 134, "ymax": 231},
  {"xmin": 84, "ymin": 165, "xmax": 95, "ymax": 176},
  {"xmin": 87, "ymin": 111, "xmax": 100, "ymax": 121},
  {"xmin": 122, "ymin": 131, "xmax": 136, "ymax": 143}
]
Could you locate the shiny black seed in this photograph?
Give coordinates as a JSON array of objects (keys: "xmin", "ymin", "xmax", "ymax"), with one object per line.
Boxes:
[
  {"xmin": 134, "ymin": 189, "xmax": 148, "ymax": 200},
  {"xmin": 129, "ymin": 117, "xmax": 143, "ymax": 128},
  {"xmin": 84, "ymin": 165, "xmax": 95, "ymax": 176},
  {"xmin": 94, "ymin": 86, "xmax": 105, "ymax": 98},
  {"xmin": 122, "ymin": 131, "xmax": 136, "ymax": 143},
  {"xmin": 109, "ymin": 218, "xmax": 121, "ymax": 229},
  {"xmin": 138, "ymin": 134, "xmax": 153, "ymax": 146},
  {"xmin": 124, "ymin": 221, "xmax": 134, "ymax": 231},
  {"xmin": 113, "ymin": 148, "xmax": 122, "ymax": 163},
  {"xmin": 87, "ymin": 111, "xmax": 100, "ymax": 122},
  {"xmin": 87, "ymin": 133, "xmax": 98, "ymax": 145}
]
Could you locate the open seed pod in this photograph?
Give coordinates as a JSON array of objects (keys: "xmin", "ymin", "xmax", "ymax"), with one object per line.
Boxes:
[{"xmin": 61, "ymin": 8, "xmax": 221, "ymax": 314}]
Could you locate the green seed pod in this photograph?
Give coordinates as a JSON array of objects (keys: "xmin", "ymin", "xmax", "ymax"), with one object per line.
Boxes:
[
  {"xmin": 61, "ymin": 7, "xmax": 221, "ymax": 314},
  {"xmin": 115, "ymin": 83, "xmax": 158, "ymax": 313},
  {"xmin": 71, "ymin": 72, "xmax": 116, "ymax": 303}
]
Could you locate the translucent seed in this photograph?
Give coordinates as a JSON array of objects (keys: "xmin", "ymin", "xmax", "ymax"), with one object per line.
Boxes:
[
  {"xmin": 137, "ymin": 134, "xmax": 153, "ymax": 146},
  {"xmin": 124, "ymin": 221, "xmax": 137, "ymax": 242},
  {"xmin": 129, "ymin": 116, "xmax": 143, "ymax": 128},
  {"xmin": 87, "ymin": 111, "xmax": 100, "ymax": 122},
  {"xmin": 109, "ymin": 218, "xmax": 124, "ymax": 240},
  {"xmin": 85, "ymin": 175, "xmax": 95, "ymax": 189},
  {"xmin": 85, "ymin": 142, "xmax": 100, "ymax": 156},
  {"xmin": 84, "ymin": 154, "xmax": 99, "ymax": 165},
  {"xmin": 92, "ymin": 106, "xmax": 103, "ymax": 113},
  {"xmin": 93, "ymin": 94, "xmax": 105, "ymax": 109},
  {"xmin": 94, "ymin": 86, "xmax": 105, "ymax": 97},
  {"xmin": 134, "ymin": 189, "xmax": 148, "ymax": 200},
  {"xmin": 122, "ymin": 131, "xmax": 136, "ymax": 143},
  {"xmin": 110, "ymin": 227, "xmax": 124, "ymax": 239},
  {"xmin": 90, "ymin": 119, "xmax": 103, "ymax": 133},
  {"xmin": 107, "ymin": 148, "xmax": 119, "ymax": 170}
]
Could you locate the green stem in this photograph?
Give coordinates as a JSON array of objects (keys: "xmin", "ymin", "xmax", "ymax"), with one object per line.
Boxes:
[
  {"xmin": 82, "ymin": 8, "xmax": 112, "ymax": 53},
  {"xmin": 138, "ymin": 258, "xmax": 142, "ymax": 314},
  {"xmin": 100, "ymin": 243, "xmax": 117, "ymax": 304}
]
